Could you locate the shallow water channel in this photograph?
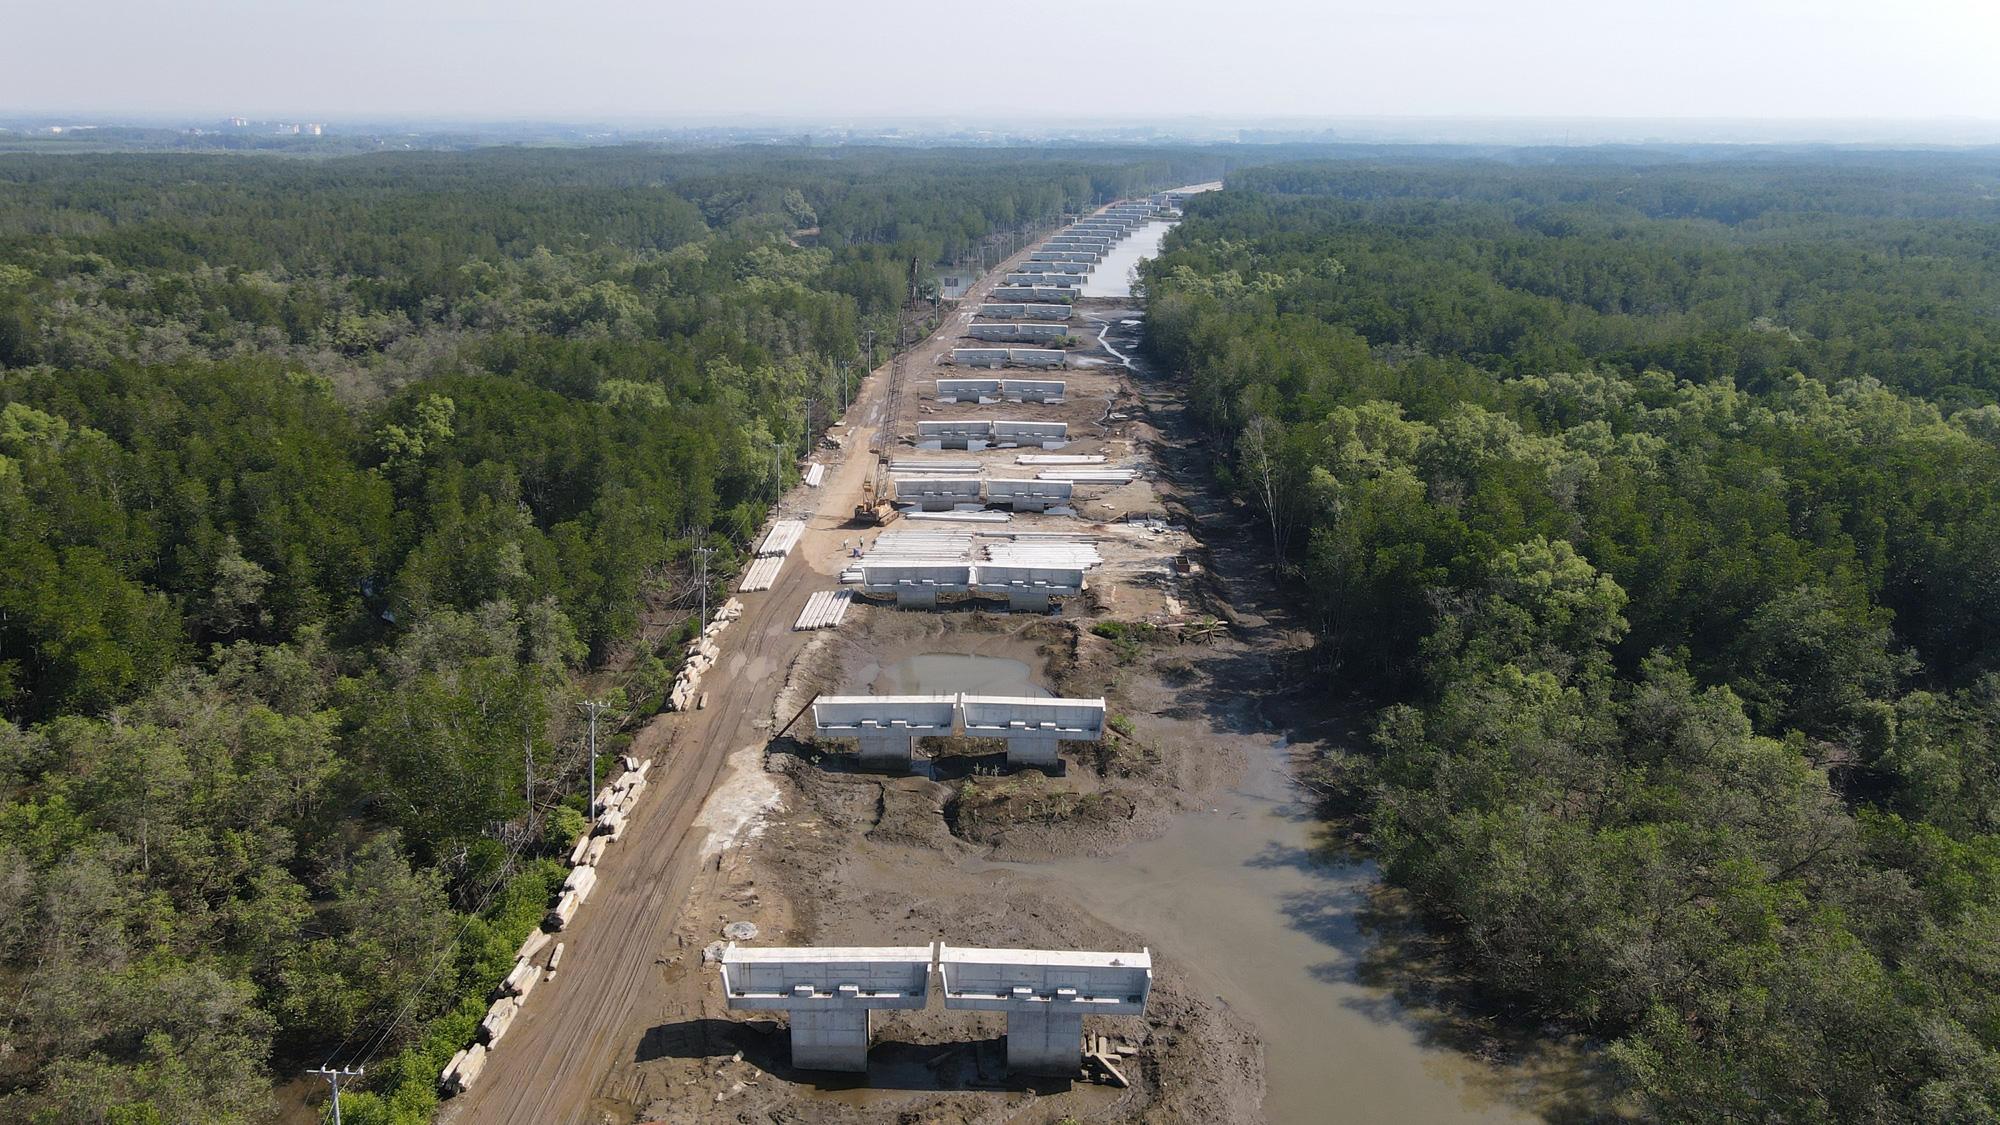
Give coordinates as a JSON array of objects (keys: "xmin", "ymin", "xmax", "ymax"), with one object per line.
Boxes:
[
  {"xmin": 1078, "ymin": 219, "xmax": 1176, "ymax": 299},
  {"xmin": 870, "ymin": 654, "xmax": 1538, "ymax": 1121},
  {"xmin": 866, "ymin": 653, "xmax": 1051, "ymax": 697},
  {"xmin": 991, "ymin": 734, "xmax": 1536, "ymax": 1123}
]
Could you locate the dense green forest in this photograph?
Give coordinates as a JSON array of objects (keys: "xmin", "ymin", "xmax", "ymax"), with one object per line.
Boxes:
[
  {"xmin": 1143, "ymin": 155, "xmax": 2000, "ymax": 1123},
  {"xmin": 0, "ymin": 144, "xmax": 1221, "ymax": 1124}
]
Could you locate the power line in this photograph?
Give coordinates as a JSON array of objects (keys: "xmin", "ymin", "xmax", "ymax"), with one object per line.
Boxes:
[{"xmin": 307, "ymin": 1066, "xmax": 364, "ymax": 1125}]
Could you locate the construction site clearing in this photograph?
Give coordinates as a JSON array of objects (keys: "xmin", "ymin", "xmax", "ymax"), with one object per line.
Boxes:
[{"xmin": 437, "ymin": 197, "xmax": 1278, "ymax": 1125}]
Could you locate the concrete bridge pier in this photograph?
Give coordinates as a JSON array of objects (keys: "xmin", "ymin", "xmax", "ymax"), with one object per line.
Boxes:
[
  {"xmin": 718, "ymin": 944, "xmax": 935, "ymax": 1074},
  {"xmin": 857, "ymin": 733, "xmax": 916, "ymax": 771},
  {"xmin": 1005, "ymin": 733, "xmax": 1061, "ymax": 767},
  {"xmin": 895, "ymin": 587, "xmax": 939, "ymax": 609},
  {"xmin": 937, "ymin": 945, "xmax": 1153, "ymax": 1078},
  {"xmin": 1006, "ymin": 589, "xmax": 1052, "ymax": 612},
  {"xmin": 1005, "ymin": 1000, "xmax": 1086, "ymax": 1074},
  {"xmin": 789, "ymin": 999, "xmax": 873, "ymax": 1070}
]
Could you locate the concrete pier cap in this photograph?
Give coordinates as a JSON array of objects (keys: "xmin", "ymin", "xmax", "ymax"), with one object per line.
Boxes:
[
  {"xmin": 959, "ymin": 694, "xmax": 1105, "ymax": 767},
  {"xmin": 813, "ymin": 694, "xmax": 957, "ymax": 770},
  {"xmin": 937, "ymin": 945, "xmax": 1153, "ymax": 1075},
  {"xmin": 719, "ymin": 943, "xmax": 936, "ymax": 1071}
]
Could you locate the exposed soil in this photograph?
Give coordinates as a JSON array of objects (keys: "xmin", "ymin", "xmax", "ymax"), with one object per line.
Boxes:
[{"xmin": 574, "ymin": 283, "xmax": 1298, "ymax": 1124}]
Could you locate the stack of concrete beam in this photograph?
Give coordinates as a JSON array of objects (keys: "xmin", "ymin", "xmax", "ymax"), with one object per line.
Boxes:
[
  {"xmin": 758, "ymin": 519, "xmax": 807, "ymax": 557},
  {"xmin": 986, "ymin": 540, "xmax": 1103, "ymax": 568},
  {"xmin": 738, "ymin": 556, "xmax": 784, "ymax": 591},
  {"xmin": 1017, "ymin": 453, "xmax": 1104, "ymax": 464},
  {"xmin": 803, "ymin": 462, "xmax": 826, "ymax": 487},
  {"xmin": 889, "ymin": 458, "xmax": 981, "ymax": 474},
  {"xmin": 794, "ymin": 589, "xmax": 854, "ymax": 630},
  {"xmin": 902, "ymin": 510, "xmax": 1012, "ymax": 525},
  {"xmin": 1035, "ymin": 467, "xmax": 1136, "ymax": 483}
]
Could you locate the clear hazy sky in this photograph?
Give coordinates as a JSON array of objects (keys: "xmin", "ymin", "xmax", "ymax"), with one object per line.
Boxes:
[{"xmin": 5, "ymin": 0, "xmax": 1997, "ymax": 125}]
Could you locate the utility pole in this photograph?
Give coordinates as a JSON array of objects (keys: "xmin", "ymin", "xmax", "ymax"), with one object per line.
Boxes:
[
  {"xmin": 772, "ymin": 441, "xmax": 785, "ymax": 503},
  {"xmin": 579, "ymin": 699, "xmax": 611, "ymax": 821},
  {"xmin": 802, "ymin": 389, "xmax": 821, "ymax": 461},
  {"xmin": 308, "ymin": 1067, "xmax": 363, "ymax": 1125},
  {"xmin": 692, "ymin": 544, "xmax": 716, "ymax": 626},
  {"xmin": 839, "ymin": 361, "xmax": 849, "ymax": 414},
  {"xmin": 865, "ymin": 328, "xmax": 875, "ymax": 374}
]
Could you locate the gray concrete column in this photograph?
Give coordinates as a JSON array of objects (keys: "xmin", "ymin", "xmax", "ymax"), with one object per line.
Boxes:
[
  {"xmin": 1005, "ymin": 1005, "xmax": 1085, "ymax": 1075},
  {"xmin": 789, "ymin": 1007, "xmax": 871, "ymax": 1071},
  {"xmin": 1007, "ymin": 590, "xmax": 1052, "ymax": 612},
  {"xmin": 857, "ymin": 735, "xmax": 914, "ymax": 772},
  {"xmin": 1006, "ymin": 735, "xmax": 1061, "ymax": 768}
]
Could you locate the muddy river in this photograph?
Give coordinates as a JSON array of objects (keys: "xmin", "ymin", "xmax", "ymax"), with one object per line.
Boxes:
[
  {"xmin": 864, "ymin": 652, "xmax": 1052, "ymax": 698},
  {"xmin": 862, "ymin": 653, "xmax": 1530, "ymax": 1121},
  {"xmin": 988, "ymin": 732, "xmax": 1535, "ymax": 1123}
]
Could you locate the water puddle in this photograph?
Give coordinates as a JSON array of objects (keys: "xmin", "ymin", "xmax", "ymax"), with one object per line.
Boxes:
[
  {"xmin": 977, "ymin": 734, "xmax": 1537, "ymax": 1124},
  {"xmin": 868, "ymin": 653, "xmax": 1050, "ymax": 698},
  {"xmin": 1078, "ymin": 220, "xmax": 1176, "ymax": 298}
]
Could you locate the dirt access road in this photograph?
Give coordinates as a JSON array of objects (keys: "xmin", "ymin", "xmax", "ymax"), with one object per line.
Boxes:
[{"xmin": 443, "ymin": 245, "xmax": 1047, "ymax": 1125}]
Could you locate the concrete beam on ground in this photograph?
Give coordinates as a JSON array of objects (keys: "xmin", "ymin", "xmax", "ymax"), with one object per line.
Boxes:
[
  {"xmin": 892, "ymin": 476, "xmax": 983, "ymax": 512},
  {"xmin": 937, "ymin": 945, "xmax": 1152, "ymax": 1075},
  {"xmin": 989, "ymin": 287, "xmax": 1075, "ymax": 304},
  {"xmin": 983, "ymin": 478, "xmax": 1074, "ymax": 514},
  {"xmin": 917, "ymin": 418, "xmax": 994, "ymax": 448},
  {"xmin": 1000, "ymin": 378, "xmax": 1065, "ymax": 402},
  {"xmin": 977, "ymin": 302, "xmax": 1074, "ymax": 320},
  {"xmin": 1002, "ymin": 348, "xmax": 1066, "ymax": 369},
  {"xmin": 992, "ymin": 419, "xmax": 1068, "ymax": 444},
  {"xmin": 935, "ymin": 377, "xmax": 1002, "ymax": 400},
  {"xmin": 719, "ymin": 943, "xmax": 935, "ymax": 1071}
]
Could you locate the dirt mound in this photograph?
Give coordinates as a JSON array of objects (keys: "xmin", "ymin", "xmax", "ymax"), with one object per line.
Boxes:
[
  {"xmin": 947, "ymin": 772, "xmax": 1142, "ymax": 859},
  {"xmin": 870, "ymin": 776, "xmax": 972, "ymax": 854}
]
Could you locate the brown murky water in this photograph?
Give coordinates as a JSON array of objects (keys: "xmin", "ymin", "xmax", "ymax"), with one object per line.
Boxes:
[
  {"xmin": 866, "ymin": 653, "xmax": 1051, "ymax": 698},
  {"xmin": 980, "ymin": 734, "xmax": 1543, "ymax": 1125}
]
